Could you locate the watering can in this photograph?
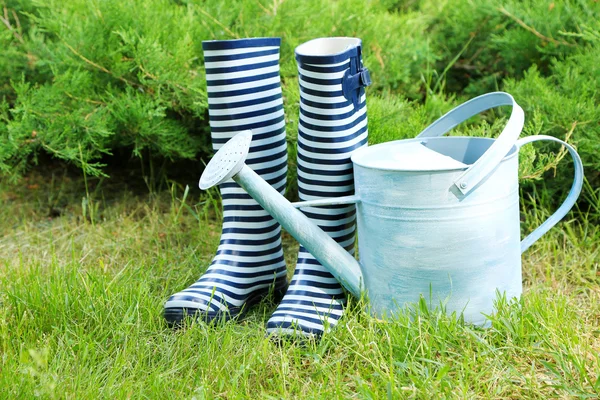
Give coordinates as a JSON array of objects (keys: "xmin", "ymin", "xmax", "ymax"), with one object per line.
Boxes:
[{"xmin": 199, "ymin": 92, "xmax": 584, "ymax": 325}]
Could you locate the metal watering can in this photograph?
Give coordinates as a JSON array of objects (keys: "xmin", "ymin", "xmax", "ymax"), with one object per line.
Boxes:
[{"xmin": 199, "ymin": 92, "xmax": 584, "ymax": 325}]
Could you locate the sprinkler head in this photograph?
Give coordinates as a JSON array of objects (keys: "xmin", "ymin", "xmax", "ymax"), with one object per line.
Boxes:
[{"xmin": 199, "ymin": 130, "xmax": 252, "ymax": 190}]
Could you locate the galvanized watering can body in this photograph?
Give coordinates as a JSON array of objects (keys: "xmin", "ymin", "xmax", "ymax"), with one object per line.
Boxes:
[
  {"xmin": 199, "ymin": 92, "xmax": 584, "ymax": 325},
  {"xmin": 353, "ymin": 137, "xmax": 522, "ymax": 324}
]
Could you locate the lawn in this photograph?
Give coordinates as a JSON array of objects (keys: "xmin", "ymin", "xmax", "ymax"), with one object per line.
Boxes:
[
  {"xmin": 1, "ymin": 0, "xmax": 600, "ymax": 398},
  {"xmin": 1, "ymin": 161, "xmax": 598, "ymax": 399}
]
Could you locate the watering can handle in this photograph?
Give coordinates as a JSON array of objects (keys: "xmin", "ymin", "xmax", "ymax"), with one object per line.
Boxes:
[
  {"xmin": 417, "ymin": 92, "xmax": 524, "ymax": 195},
  {"xmin": 516, "ymin": 135, "xmax": 584, "ymax": 253}
]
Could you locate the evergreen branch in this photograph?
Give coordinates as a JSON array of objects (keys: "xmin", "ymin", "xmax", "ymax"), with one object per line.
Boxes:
[
  {"xmin": 65, "ymin": 92, "xmax": 106, "ymax": 106},
  {"xmin": 197, "ymin": 8, "xmax": 239, "ymax": 39},
  {"xmin": 11, "ymin": 8, "xmax": 20, "ymax": 34},
  {"xmin": 433, "ymin": 34, "xmax": 475, "ymax": 93},
  {"xmin": 63, "ymin": 42, "xmax": 140, "ymax": 87},
  {"xmin": 255, "ymin": 0, "xmax": 285, "ymax": 16},
  {"xmin": 138, "ymin": 64, "xmax": 189, "ymax": 94},
  {"xmin": 271, "ymin": 0, "xmax": 285, "ymax": 16},
  {"xmin": 434, "ymin": 16, "xmax": 490, "ymax": 90},
  {"xmin": 468, "ymin": 47, "xmax": 485, "ymax": 63},
  {"xmin": 254, "ymin": 1, "xmax": 271, "ymax": 16},
  {"xmin": 371, "ymin": 43, "xmax": 385, "ymax": 69},
  {"xmin": 1, "ymin": 6, "xmax": 24, "ymax": 44},
  {"xmin": 198, "ymin": 17, "xmax": 216, "ymax": 38},
  {"xmin": 521, "ymin": 121, "xmax": 577, "ymax": 180},
  {"xmin": 498, "ymin": 7, "xmax": 576, "ymax": 47}
]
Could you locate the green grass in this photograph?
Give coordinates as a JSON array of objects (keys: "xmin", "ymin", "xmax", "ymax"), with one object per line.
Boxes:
[
  {"xmin": 1, "ymin": 0, "xmax": 599, "ymax": 397},
  {"xmin": 1, "ymin": 169, "xmax": 598, "ymax": 399}
]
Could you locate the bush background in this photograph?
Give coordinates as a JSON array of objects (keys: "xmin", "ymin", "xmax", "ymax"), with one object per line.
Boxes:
[
  {"xmin": 1, "ymin": 1, "xmax": 599, "ymax": 398},
  {"xmin": 1, "ymin": 0, "xmax": 599, "ymax": 193}
]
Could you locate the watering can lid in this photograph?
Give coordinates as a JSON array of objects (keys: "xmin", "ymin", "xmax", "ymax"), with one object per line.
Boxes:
[{"xmin": 352, "ymin": 141, "xmax": 468, "ymax": 171}]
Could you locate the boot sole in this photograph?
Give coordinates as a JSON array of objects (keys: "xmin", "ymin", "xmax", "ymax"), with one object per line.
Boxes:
[{"xmin": 164, "ymin": 282, "xmax": 288, "ymax": 327}]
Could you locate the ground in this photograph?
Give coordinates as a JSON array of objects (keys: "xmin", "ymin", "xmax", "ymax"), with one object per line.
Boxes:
[{"xmin": 0, "ymin": 167, "xmax": 598, "ymax": 399}]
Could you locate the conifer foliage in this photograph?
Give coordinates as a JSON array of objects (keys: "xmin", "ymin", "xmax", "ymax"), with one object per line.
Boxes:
[{"xmin": 0, "ymin": 0, "xmax": 599, "ymax": 185}]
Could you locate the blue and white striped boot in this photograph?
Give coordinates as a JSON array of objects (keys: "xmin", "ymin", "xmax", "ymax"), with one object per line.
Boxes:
[
  {"xmin": 266, "ymin": 37, "xmax": 370, "ymax": 338},
  {"xmin": 164, "ymin": 38, "xmax": 288, "ymax": 325}
]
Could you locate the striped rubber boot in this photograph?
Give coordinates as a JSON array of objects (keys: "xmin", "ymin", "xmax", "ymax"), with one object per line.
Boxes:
[
  {"xmin": 164, "ymin": 38, "xmax": 288, "ymax": 325},
  {"xmin": 266, "ymin": 37, "xmax": 370, "ymax": 338}
]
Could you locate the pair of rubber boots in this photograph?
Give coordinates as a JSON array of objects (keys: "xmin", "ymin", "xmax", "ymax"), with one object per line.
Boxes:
[{"xmin": 164, "ymin": 37, "xmax": 370, "ymax": 338}]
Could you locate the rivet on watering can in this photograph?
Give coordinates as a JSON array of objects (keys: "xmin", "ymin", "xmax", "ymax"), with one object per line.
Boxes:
[{"xmin": 460, "ymin": 181, "xmax": 468, "ymax": 190}]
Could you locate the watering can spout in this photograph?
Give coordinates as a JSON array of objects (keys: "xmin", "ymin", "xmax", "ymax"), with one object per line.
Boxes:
[{"xmin": 199, "ymin": 130, "xmax": 364, "ymax": 298}]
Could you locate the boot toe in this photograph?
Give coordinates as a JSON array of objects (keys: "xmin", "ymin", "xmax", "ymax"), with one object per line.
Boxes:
[
  {"xmin": 163, "ymin": 294, "xmax": 231, "ymax": 326},
  {"xmin": 266, "ymin": 317, "xmax": 324, "ymax": 340},
  {"xmin": 266, "ymin": 306, "xmax": 342, "ymax": 339}
]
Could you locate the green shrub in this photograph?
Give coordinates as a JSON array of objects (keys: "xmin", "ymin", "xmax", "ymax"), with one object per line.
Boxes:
[
  {"xmin": 0, "ymin": 0, "xmax": 435, "ymax": 180},
  {"xmin": 0, "ymin": 0, "xmax": 599, "ymax": 193},
  {"xmin": 423, "ymin": 0, "xmax": 600, "ymax": 94},
  {"xmin": 506, "ymin": 44, "xmax": 600, "ymax": 176}
]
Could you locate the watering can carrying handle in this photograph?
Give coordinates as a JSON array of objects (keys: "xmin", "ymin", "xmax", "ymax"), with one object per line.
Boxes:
[
  {"xmin": 417, "ymin": 92, "xmax": 584, "ymax": 253},
  {"xmin": 516, "ymin": 135, "xmax": 584, "ymax": 253},
  {"xmin": 417, "ymin": 92, "xmax": 524, "ymax": 195}
]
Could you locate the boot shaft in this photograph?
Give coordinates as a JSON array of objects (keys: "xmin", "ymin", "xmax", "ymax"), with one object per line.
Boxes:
[
  {"xmin": 266, "ymin": 38, "xmax": 371, "ymax": 337},
  {"xmin": 203, "ymin": 38, "xmax": 288, "ymax": 214},
  {"xmin": 295, "ymin": 37, "xmax": 369, "ymax": 203},
  {"xmin": 295, "ymin": 37, "xmax": 369, "ymax": 245}
]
